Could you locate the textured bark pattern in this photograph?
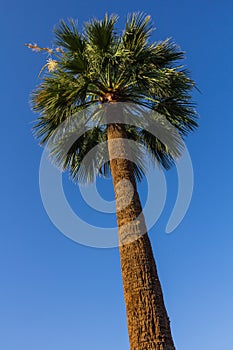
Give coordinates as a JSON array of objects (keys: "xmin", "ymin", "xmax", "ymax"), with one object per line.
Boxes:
[{"xmin": 107, "ymin": 123, "xmax": 176, "ymax": 350}]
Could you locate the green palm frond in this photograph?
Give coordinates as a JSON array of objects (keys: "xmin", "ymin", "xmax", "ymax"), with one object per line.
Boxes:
[
  {"xmin": 54, "ymin": 19, "xmax": 85, "ymax": 53},
  {"xmin": 148, "ymin": 39, "xmax": 185, "ymax": 68},
  {"xmin": 155, "ymin": 97, "xmax": 198, "ymax": 135},
  {"xmin": 123, "ymin": 13, "xmax": 153, "ymax": 53},
  {"xmin": 85, "ymin": 13, "xmax": 118, "ymax": 53}
]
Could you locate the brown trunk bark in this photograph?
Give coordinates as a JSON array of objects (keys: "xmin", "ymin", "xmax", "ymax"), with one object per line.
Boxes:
[{"xmin": 107, "ymin": 122, "xmax": 176, "ymax": 350}]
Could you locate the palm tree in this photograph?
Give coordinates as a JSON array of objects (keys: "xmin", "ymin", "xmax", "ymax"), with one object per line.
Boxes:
[{"xmin": 29, "ymin": 13, "xmax": 198, "ymax": 350}]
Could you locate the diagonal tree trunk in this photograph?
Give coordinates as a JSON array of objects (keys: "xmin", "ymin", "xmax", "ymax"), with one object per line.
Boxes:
[{"xmin": 107, "ymin": 123, "xmax": 176, "ymax": 350}]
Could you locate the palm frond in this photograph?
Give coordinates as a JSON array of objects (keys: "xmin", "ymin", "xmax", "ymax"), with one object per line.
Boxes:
[
  {"xmin": 123, "ymin": 12, "xmax": 153, "ymax": 53},
  {"xmin": 54, "ymin": 19, "xmax": 85, "ymax": 53},
  {"xmin": 149, "ymin": 39, "xmax": 184, "ymax": 68},
  {"xmin": 85, "ymin": 13, "xmax": 118, "ymax": 53}
]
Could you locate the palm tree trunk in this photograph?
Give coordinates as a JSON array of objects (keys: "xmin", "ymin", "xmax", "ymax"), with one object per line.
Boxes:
[{"xmin": 107, "ymin": 123, "xmax": 176, "ymax": 350}]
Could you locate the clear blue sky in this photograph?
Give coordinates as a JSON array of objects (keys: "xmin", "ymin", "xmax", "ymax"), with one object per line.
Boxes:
[{"xmin": 1, "ymin": 1, "xmax": 233, "ymax": 349}]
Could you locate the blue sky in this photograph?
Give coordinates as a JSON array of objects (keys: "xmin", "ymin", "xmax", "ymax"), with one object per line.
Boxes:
[{"xmin": 1, "ymin": 0, "xmax": 233, "ymax": 349}]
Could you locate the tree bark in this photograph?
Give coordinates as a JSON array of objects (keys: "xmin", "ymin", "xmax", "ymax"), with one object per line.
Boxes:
[{"xmin": 107, "ymin": 123, "xmax": 176, "ymax": 350}]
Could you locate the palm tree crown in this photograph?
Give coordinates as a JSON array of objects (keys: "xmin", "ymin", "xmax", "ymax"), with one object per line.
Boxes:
[{"xmin": 31, "ymin": 13, "xmax": 198, "ymax": 183}]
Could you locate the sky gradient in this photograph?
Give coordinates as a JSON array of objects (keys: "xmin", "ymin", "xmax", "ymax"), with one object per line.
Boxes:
[{"xmin": 1, "ymin": 1, "xmax": 233, "ymax": 349}]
